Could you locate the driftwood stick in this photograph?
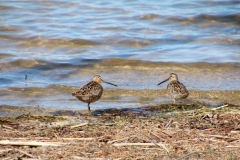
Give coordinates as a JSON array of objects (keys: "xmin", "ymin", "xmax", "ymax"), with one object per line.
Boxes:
[
  {"xmin": 208, "ymin": 135, "xmax": 238, "ymax": 140},
  {"xmin": 70, "ymin": 123, "xmax": 89, "ymax": 129},
  {"xmin": 61, "ymin": 138, "xmax": 94, "ymax": 141},
  {"xmin": 230, "ymin": 131, "xmax": 240, "ymax": 134},
  {"xmin": 138, "ymin": 130, "xmax": 170, "ymax": 154},
  {"xmin": 154, "ymin": 142, "xmax": 169, "ymax": 154},
  {"xmin": 211, "ymin": 104, "xmax": 228, "ymax": 110},
  {"xmin": 0, "ymin": 140, "xmax": 65, "ymax": 146},
  {"xmin": 2, "ymin": 137, "xmax": 94, "ymax": 141},
  {"xmin": 226, "ymin": 145, "xmax": 240, "ymax": 148},
  {"xmin": 71, "ymin": 156, "xmax": 106, "ymax": 160}
]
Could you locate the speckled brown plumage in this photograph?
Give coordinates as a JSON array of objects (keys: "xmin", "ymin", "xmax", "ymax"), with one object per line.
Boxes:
[
  {"xmin": 158, "ymin": 73, "xmax": 189, "ymax": 103},
  {"xmin": 72, "ymin": 81, "xmax": 103, "ymax": 105},
  {"xmin": 72, "ymin": 75, "xmax": 117, "ymax": 111}
]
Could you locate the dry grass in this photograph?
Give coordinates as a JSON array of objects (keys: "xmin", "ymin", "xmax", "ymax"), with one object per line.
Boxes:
[{"xmin": 0, "ymin": 103, "xmax": 239, "ymax": 160}]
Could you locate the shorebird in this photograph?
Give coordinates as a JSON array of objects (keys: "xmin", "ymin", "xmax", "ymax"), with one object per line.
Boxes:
[
  {"xmin": 158, "ymin": 73, "xmax": 189, "ymax": 103},
  {"xmin": 72, "ymin": 75, "xmax": 117, "ymax": 112}
]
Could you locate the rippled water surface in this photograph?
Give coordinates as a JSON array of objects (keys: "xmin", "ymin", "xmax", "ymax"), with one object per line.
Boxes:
[{"xmin": 0, "ymin": 0, "xmax": 240, "ymax": 113}]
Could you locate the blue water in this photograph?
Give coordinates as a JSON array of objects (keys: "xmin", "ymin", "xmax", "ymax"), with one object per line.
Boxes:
[
  {"xmin": 0, "ymin": 0, "xmax": 240, "ymax": 112},
  {"xmin": 1, "ymin": 0, "xmax": 240, "ymax": 62}
]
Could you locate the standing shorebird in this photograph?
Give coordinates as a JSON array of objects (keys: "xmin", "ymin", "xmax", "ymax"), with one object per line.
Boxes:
[
  {"xmin": 72, "ymin": 75, "xmax": 117, "ymax": 112},
  {"xmin": 158, "ymin": 73, "xmax": 189, "ymax": 103}
]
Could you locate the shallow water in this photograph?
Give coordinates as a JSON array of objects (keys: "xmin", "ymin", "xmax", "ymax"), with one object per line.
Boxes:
[{"xmin": 0, "ymin": 1, "xmax": 240, "ymax": 112}]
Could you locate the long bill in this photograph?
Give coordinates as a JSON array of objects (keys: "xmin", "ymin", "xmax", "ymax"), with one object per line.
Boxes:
[
  {"xmin": 158, "ymin": 78, "xmax": 169, "ymax": 86},
  {"xmin": 103, "ymin": 80, "xmax": 117, "ymax": 87}
]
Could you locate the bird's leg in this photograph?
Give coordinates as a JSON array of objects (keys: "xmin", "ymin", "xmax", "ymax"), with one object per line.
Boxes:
[
  {"xmin": 88, "ymin": 103, "xmax": 91, "ymax": 112},
  {"xmin": 173, "ymin": 99, "xmax": 176, "ymax": 104},
  {"xmin": 87, "ymin": 96, "xmax": 91, "ymax": 113}
]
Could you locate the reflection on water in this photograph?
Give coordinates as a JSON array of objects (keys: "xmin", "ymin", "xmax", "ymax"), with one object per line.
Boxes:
[{"xmin": 0, "ymin": 0, "xmax": 240, "ymax": 111}]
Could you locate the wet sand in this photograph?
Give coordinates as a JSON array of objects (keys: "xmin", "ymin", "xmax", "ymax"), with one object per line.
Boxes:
[{"xmin": 1, "ymin": 59, "xmax": 240, "ymax": 111}]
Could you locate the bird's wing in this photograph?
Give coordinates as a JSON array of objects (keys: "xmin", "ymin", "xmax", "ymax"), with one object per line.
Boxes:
[
  {"xmin": 72, "ymin": 81, "xmax": 102, "ymax": 97},
  {"xmin": 168, "ymin": 81, "xmax": 189, "ymax": 97}
]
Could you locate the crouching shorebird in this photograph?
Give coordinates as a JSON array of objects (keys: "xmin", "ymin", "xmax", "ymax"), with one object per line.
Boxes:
[
  {"xmin": 158, "ymin": 73, "xmax": 189, "ymax": 103},
  {"xmin": 72, "ymin": 75, "xmax": 117, "ymax": 112}
]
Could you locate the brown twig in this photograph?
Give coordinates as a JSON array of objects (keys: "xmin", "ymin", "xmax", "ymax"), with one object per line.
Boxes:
[
  {"xmin": 165, "ymin": 119, "xmax": 173, "ymax": 128},
  {"xmin": 112, "ymin": 143, "xmax": 166, "ymax": 147},
  {"xmin": 147, "ymin": 129, "xmax": 165, "ymax": 141},
  {"xmin": 159, "ymin": 130, "xmax": 173, "ymax": 137},
  {"xmin": 53, "ymin": 132, "xmax": 59, "ymax": 140},
  {"xmin": 0, "ymin": 149, "xmax": 36, "ymax": 159},
  {"xmin": 14, "ymin": 149, "xmax": 36, "ymax": 158},
  {"xmin": 107, "ymin": 136, "xmax": 137, "ymax": 144}
]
